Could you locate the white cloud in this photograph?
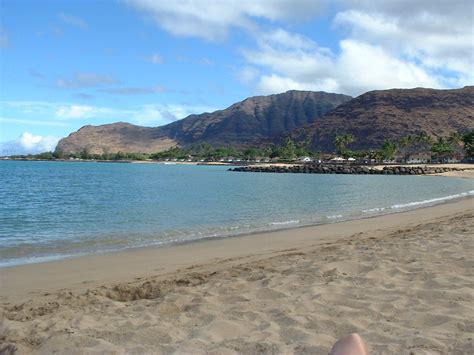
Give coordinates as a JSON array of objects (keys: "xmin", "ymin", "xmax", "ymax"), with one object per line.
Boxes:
[
  {"xmin": 340, "ymin": 0, "xmax": 471, "ymax": 29},
  {"xmin": 0, "ymin": 117, "xmax": 69, "ymax": 127},
  {"xmin": 100, "ymin": 85, "xmax": 166, "ymax": 95},
  {"xmin": 20, "ymin": 132, "xmax": 59, "ymax": 150},
  {"xmin": 238, "ymin": 67, "xmax": 259, "ymax": 85},
  {"xmin": 130, "ymin": 103, "xmax": 215, "ymax": 126},
  {"xmin": 56, "ymin": 72, "xmax": 119, "ymax": 89},
  {"xmin": 243, "ymin": 7, "xmax": 470, "ymax": 96},
  {"xmin": 336, "ymin": 40, "xmax": 441, "ymax": 92},
  {"xmin": 0, "ymin": 132, "xmax": 61, "ymax": 155},
  {"xmin": 246, "ymin": 31, "xmax": 443, "ymax": 96},
  {"xmin": 55, "ymin": 105, "xmax": 95, "ymax": 119},
  {"xmin": 333, "ymin": 5, "xmax": 474, "ymax": 85},
  {"xmin": 2, "ymin": 100, "xmax": 215, "ymax": 128},
  {"xmin": 134, "ymin": 1, "xmax": 472, "ymax": 95},
  {"xmin": 243, "ymin": 29, "xmax": 335, "ymax": 84},
  {"xmin": 3, "ymin": 101, "xmax": 56, "ymax": 113},
  {"xmin": 146, "ymin": 53, "xmax": 163, "ymax": 64},
  {"xmin": 197, "ymin": 57, "xmax": 214, "ymax": 66},
  {"xmin": 256, "ymin": 74, "xmax": 312, "ymax": 94},
  {"xmin": 72, "ymin": 92, "xmax": 95, "ymax": 100},
  {"xmin": 126, "ymin": 0, "xmax": 324, "ymax": 41},
  {"xmin": 256, "ymin": 74, "xmax": 339, "ymax": 95},
  {"xmin": 4, "ymin": 100, "xmax": 120, "ymax": 121},
  {"xmin": 58, "ymin": 13, "xmax": 88, "ymax": 30},
  {"xmin": 259, "ymin": 28, "xmax": 317, "ymax": 51},
  {"xmin": 174, "ymin": 54, "xmax": 215, "ymax": 67}
]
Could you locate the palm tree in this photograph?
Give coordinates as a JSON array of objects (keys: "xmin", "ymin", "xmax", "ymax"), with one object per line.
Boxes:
[
  {"xmin": 400, "ymin": 135, "xmax": 415, "ymax": 160},
  {"xmin": 399, "ymin": 135, "xmax": 415, "ymax": 148},
  {"xmin": 343, "ymin": 134, "xmax": 356, "ymax": 147},
  {"xmin": 415, "ymin": 131, "xmax": 433, "ymax": 146},
  {"xmin": 333, "ymin": 134, "xmax": 356, "ymax": 155},
  {"xmin": 381, "ymin": 139, "xmax": 398, "ymax": 161},
  {"xmin": 462, "ymin": 130, "xmax": 474, "ymax": 157},
  {"xmin": 431, "ymin": 137, "xmax": 454, "ymax": 162},
  {"xmin": 447, "ymin": 132, "xmax": 463, "ymax": 146},
  {"xmin": 334, "ymin": 135, "xmax": 345, "ymax": 155}
]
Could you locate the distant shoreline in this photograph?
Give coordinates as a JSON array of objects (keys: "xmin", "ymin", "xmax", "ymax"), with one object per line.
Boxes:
[
  {"xmin": 7, "ymin": 158, "xmax": 471, "ymax": 178},
  {"xmin": 2, "ymin": 157, "xmax": 473, "ymax": 174},
  {"xmin": 0, "ymin": 158, "xmax": 228, "ymax": 166}
]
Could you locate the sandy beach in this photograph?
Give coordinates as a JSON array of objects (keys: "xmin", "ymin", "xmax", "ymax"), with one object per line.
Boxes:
[
  {"xmin": 433, "ymin": 169, "xmax": 474, "ymax": 179},
  {"xmin": 1, "ymin": 198, "xmax": 473, "ymax": 354}
]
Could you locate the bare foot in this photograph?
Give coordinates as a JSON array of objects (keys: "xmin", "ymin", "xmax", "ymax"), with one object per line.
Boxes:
[{"xmin": 330, "ymin": 333, "xmax": 369, "ymax": 355}]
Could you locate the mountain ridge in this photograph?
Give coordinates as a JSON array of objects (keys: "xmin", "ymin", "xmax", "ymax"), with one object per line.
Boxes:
[
  {"xmin": 56, "ymin": 90, "xmax": 351, "ymax": 154},
  {"xmin": 289, "ymin": 86, "xmax": 474, "ymax": 151},
  {"xmin": 55, "ymin": 86, "xmax": 473, "ymax": 154}
]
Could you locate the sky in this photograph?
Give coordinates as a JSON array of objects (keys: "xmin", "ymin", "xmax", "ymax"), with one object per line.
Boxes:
[{"xmin": 0, "ymin": 0, "xmax": 473, "ymax": 155}]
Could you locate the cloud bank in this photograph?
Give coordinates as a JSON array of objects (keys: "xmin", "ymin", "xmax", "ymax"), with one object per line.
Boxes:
[
  {"xmin": 128, "ymin": 0, "xmax": 473, "ymax": 96},
  {"xmin": 0, "ymin": 132, "xmax": 61, "ymax": 155},
  {"xmin": 126, "ymin": 0, "xmax": 323, "ymax": 41},
  {"xmin": 2, "ymin": 100, "xmax": 215, "ymax": 129}
]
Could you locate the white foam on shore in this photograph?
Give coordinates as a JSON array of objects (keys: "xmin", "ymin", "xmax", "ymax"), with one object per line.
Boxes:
[
  {"xmin": 271, "ymin": 220, "xmax": 300, "ymax": 225},
  {"xmin": 362, "ymin": 207, "xmax": 386, "ymax": 213},
  {"xmin": 391, "ymin": 190, "xmax": 474, "ymax": 210},
  {"xmin": 326, "ymin": 214, "xmax": 343, "ymax": 219}
]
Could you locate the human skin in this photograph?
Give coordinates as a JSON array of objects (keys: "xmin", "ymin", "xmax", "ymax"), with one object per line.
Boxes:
[{"xmin": 330, "ymin": 333, "xmax": 369, "ymax": 355}]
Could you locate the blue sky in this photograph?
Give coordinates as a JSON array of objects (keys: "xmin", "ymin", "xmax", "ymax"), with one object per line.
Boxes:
[{"xmin": 0, "ymin": 0, "xmax": 472, "ymax": 154}]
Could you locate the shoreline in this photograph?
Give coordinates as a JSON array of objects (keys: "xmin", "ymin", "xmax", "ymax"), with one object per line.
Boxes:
[
  {"xmin": 1, "ymin": 188, "xmax": 473, "ymax": 270},
  {"xmin": 3, "ymin": 158, "xmax": 473, "ymax": 178},
  {"xmin": 1, "ymin": 196, "xmax": 472, "ymax": 304},
  {"xmin": 1, "ymin": 197, "xmax": 472, "ymax": 353},
  {"xmin": 232, "ymin": 163, "xmax": 474, "ymax": 176},
  {"xmin": 2, "ymin": 157, "xmax": 473, "ymax": 167}
]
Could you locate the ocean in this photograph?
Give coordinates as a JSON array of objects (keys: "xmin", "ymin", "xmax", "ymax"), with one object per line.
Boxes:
[{"xmin": 1, "ymin": 160, "xmax": 472, "ymax": 267}]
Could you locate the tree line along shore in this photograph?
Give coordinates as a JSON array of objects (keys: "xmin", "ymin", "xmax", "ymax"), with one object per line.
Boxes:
[{"xmin": 3, "ymin": 130, "xmax": 473, "ymax": 165}]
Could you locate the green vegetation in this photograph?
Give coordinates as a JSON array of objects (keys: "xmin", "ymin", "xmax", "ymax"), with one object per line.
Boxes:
[
  {"xmin": 333, "ymin": 134, "xmax": 356, "ymax": 155},
  {"xmin": 462, "ymin": 130, "xmax": 474, "ymax": 157},
  {"xmin": 431, "ymin": 137, "xmax": 454, "ymax": 156},
  {"xmin": 5, "ymin": 130, "xmax": 473, "ymax": 163},
  {"xmin": 380, "ymin": 140, "xmax": 398, "ymax": 161},
  {"xmin": 150, "ymin": 138, "xmax": 315, "ymax": 162},
  {"xmin": 399, "ymin": 135, "xmax": 415, "ymax": 148},
  {"xmin": 415, "ymin": 131, "xmax": 434, "ymax": 145}
]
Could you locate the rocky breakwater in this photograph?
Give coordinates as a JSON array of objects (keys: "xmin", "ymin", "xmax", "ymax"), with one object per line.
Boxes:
[{"xmin": 230, "ymin": 164, "xmax": 469, "ymax": 175}]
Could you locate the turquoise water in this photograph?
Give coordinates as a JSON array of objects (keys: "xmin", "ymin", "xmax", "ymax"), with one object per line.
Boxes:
[{"xmin": 0, "ymin": 160, "xmax": 472, "ymax": 267}]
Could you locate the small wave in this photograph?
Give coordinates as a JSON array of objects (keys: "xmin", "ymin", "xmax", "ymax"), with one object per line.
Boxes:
[
  {"xmin": 362, "ymin": 207, "xmax": 386, "ymax": 213},
  {"xmin": 326, "ymin": 214, "xmax": 343, "ymax": 219},
  {"xmin": 271, "ymin": 220, "xmax": 300, "ymax": 225},
  {"xmin": 391, "ymin": 190, "xmax": 474, "ymax": 209}
]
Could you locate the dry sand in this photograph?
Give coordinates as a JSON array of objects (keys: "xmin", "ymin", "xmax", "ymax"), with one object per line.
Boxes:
[
  {"xmin": 433, "ymin": 169, "xmax": 474, "ymax": 179},
  {"xmin": 1, "ymin": 199, "xmax": 473, "ymax": 354},
  {"xmin": 373, "ymin": 163, "xmax": 474, "ymax": 170}
]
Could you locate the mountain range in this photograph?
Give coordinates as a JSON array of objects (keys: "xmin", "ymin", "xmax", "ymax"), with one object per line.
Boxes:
[
  {"xmin": 291, "ymin": 86, "xmax": 474, "ymax": 151},
  {"xmin": 56, "ymin": 86, "xmax": 473, "ymax": 154}
]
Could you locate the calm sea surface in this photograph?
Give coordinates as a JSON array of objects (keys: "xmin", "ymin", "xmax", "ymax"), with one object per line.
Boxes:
[{"xmin": 1, "ymin": 160, "xmax": 472, "ymax": 267}]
